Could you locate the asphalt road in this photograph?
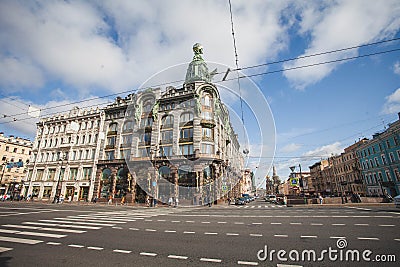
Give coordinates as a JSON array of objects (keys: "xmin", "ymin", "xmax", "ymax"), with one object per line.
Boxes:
[{"xmin": 0, "ymin": 200, "xmax": 398, "ymax": 267}]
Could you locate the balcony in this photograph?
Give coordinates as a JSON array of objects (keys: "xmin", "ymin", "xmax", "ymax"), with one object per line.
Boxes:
[
  {"xmin": 200, "ymin": 119, "xmax": 216, "ymax": 128},
  {"xmin": 105, "ymin": 144, "xmax": 115, "ymax": 150},
  {"xmin": 179, "ymin": 137, "xmax": 193, "ymax": 143}
]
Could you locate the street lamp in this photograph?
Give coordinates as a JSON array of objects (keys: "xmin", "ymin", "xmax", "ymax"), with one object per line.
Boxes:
[{"xmin": 53, "ymin": 154, "xmax": 66, "ymax": 203}]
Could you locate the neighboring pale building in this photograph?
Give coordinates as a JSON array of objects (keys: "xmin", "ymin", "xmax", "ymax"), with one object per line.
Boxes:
[
  {"xmin": 26, "ymin": 107, "xmax": 104, "ymax": 201},
  {"xmin": 0, "ymin": 133, "xmax": 32, "ymax": 198}
]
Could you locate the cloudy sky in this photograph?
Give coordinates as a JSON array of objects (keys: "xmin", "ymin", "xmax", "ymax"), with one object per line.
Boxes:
[{"xmin": 1, "ymin": 0, "xmax": 400, "ymax": 185}]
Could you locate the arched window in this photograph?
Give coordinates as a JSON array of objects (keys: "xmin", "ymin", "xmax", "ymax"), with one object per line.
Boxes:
[
  {"xmin": 100, "ymin": 168, "xmax": 112, "ymax": 198},
  {"xmin": 180, "ymin": 113, "xmax": 193, "ymax": 124},
  {"xmin": 201, "ymin": 93, "xmax": 213, "ymax": 107},
  {"xmin": 143, "ymin": 99, "xmax": 154, "ymax": 113},
  {"xmin": 161, "ymin": 115, "xmax": 174, "ymax": 128},
  {"xmin": 109, "ymin": 122, "xmax": 118, "ymax": 132},
  {"xmin": 123, "ymin": 120, "xmax": 134, "ymax": 132}
]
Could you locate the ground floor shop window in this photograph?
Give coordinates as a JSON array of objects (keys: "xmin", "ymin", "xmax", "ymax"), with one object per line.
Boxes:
[{"xmin": 43, "ymin": 186, "xmax": 52, "ymax": 198}]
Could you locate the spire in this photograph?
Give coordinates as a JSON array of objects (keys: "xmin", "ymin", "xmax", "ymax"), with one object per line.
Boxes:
[{"xmin": 185, "ymin": 43, "xmax": 217, "ymax": 84}]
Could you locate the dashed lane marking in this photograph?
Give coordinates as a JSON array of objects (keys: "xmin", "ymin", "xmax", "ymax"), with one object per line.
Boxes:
[
  {"xmin": 47, "ymin": 242, "xmax": 61, "ymax": 245},
  {"xmin": 200, "ymin": 258, "xmax": 222, "ymax": 263},
  {"xmin": 140, "ymin": 252, "xmax": 157, "ymax": 257},
  {"xmin": 88, "ymin": 246, "xmax": 104, "ymax": 251},
  {"xmin": 332, "ymin": 224, "xmax": 345, "ymax": 226},
  {"xmin": 226, "ymin": 233, "xmax": 239, "ymax": 236},
  {"xmin": 113, "ymin": 249, "xmax": 131, "ymax": 254},
  {"xmin": 250, "ymin": 234, "xmax": 263, "ymax": 237},
  {"xmin": 168, "ymin": 255, "xmax": 188, "ymax": 260},
  {"xmin": 330, "ymin": 236, "xmax": 346, "ymax": 239},
  {"xmin": 183, "ymin": 231, "xmax": 195, "ymax": 234},
  {"xmin": 129, "ymin": 228, "xmax": 139, "ymax": 231},
  {"xmin": 22, "ymin": 222, "xmax": 101, "ymax": 230},
  {"xmin": 311, "ymin": 223, "xmax": 323, "ymax": 226},
  {"xmin": 217, "ymin": 222, "xmax": 227, "ymax": 224},
  {"xmin": 204, "ymin": 232, "xmax": 218, "ymax": 235},
  {"xmin": 379, "ymin": 224, "xmax": 395, "ymax": 227},
  {"xmin": 357, "ymin": 237, "xmax": 379, "ymax": 241},
  {"xmin": 145, "ymin": 229, "xmax": 157, "ymax": 232},
  {"xmin": 165, "ymin": 230, "xmax": 176, "ymax": 233},
  {"xmin": 274, "ymin": 235, "xmax": 288, "ymax": 238},
  {"xmin": 238, "ymin": 261, "xmax": 258, "ymax": 266},
  {"xmin": 68, "ymin": 244, "xmax": 84, "ymax": 248},
  {"xmin": 301, "ymin": 235, "xmax": 318, "ymax": 238}
]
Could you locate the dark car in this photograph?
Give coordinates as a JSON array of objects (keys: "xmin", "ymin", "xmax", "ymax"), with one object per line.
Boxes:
[{"xmin": 235, "ymin": 197, "xmax": 246, "ymax": 205}]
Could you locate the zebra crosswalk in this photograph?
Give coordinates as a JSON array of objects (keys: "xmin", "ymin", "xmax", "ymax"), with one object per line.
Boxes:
[{"xmin": 0, "ymin": 209, "xmax": 169, "ymax": 254}]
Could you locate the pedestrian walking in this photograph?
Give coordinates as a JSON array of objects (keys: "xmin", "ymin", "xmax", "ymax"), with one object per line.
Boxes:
[
  {"xmin": 319, "ymin": 194, "xmax": 323, "ymax": 205},
  {"xmin": 108, "ymin": 195, "xmax": 112, "ymax": 205},
  {"xmin": 168, "ymin": 197, "xmax": 173, "ymax": 207},
  {"xmin": 175, "ymin": 197, "xmax": 179, "ymax": 207},
  {"xmin": 227, "ymin": 197, "xmax": 231, "ymax": 205}
]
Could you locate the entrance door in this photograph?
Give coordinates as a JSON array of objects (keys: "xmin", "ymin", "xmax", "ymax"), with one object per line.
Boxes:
[
  {"xmin": 80, "ymin": 186, "xmax": 89, "ymax": 201},
  {"xmin": 65, "ymin": 187, "xmax": 74, "ymax": 201}
]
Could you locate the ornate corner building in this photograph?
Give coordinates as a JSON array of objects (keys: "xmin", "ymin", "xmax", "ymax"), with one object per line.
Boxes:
[{"xmin": 26, "ymin": 44, "xmax": 244, "ymax": 205}]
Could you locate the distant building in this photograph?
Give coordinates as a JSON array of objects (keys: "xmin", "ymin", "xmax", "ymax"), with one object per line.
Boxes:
[
  {"xmin": 0, "ymin": 132, "xmax": 32, "ymax": 198},
  {"xmin": 356, "ymin": 113, "xmax": 400, "ymax": 197}
]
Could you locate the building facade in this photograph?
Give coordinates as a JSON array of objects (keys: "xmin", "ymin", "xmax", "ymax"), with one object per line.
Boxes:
[
  {"xmin": 25, "ymin": 44, "xmax": 244, "ymax": 204},
  {"xmin": 93, "ymin": 43, "xmax": 244, "ymax": 205},
  {"xmin": 356, "ymin": 113, "xmax": 400, "ymax": 197},
  {"xmin": 0, "ymin": 133, "xmax": 32, "ymax": 198},
  {"xmin": 26, "ymin": 107, "xmax": 104, "ymax": 201}
]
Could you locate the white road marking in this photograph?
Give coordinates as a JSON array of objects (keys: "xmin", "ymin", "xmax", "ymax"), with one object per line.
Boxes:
[
  {"xmin": 252, "ymin": 223, "xmax": 262, "ymax": 225},
  {"xmin": 88, "ymin": 246, "xmax": 104, "ymax": 251},
  {"xmin": 2, "ymin": 224, "xmax": 39, "ymax": 230},
  {"xmin": 168, "ymin": 255, "xmax": 188, "ymax": 260},
  {"xmin": 22, "ymin": 222, "xmax": 101, "ymax": 230},
  {"xmin": 311, "ymin": 223, "xmax": 323, "ymax": 226},
  {"xmin": 112, "ymin": 227, "xmax": 123, "ymax": 229},
  {"xmin": 0, "ymin": 236, "xmax": 42, "ymax": 245},
  {"xmin": 42, "ymin": 219, "xmax": 114, "ymax": 227},
  {"xmin": 355, "ymin": 224, "xmax": 369, "ymax": 226},
  {"xmin": 301, "ymin": 235, "xmax": 317, "ymax": 238},
  {"xmin": 157, "ymin": 219, "xmax": 166, "ymax": 222},
  {"xmin": 0, "ymin": 229, "xmax": 18, "ymax": 234},
  {"xmin": 183, "ymin": 231, "xmax": 195, "ymax": 234},
  {"xmin": 357, "ymin": 237, "xmax": 379, "ymax": 240},
  {"xmin": 18, "ymin": 231, "xmax": 66, "ymax": 238},
  {"xmin": 165, "ymin": 230, "xmax": 176, "ymax": 233},
  {"xmin": 140, "ymin": 252, "xmax": 157, "ymax": 257},
  {"xmin": 271, "ymin": 222, "xmax": 281, "ymax": 225},
  {"xmin": 332, "ymin": 223, "xmax": 345, "ymax": 226},
  {"xmin": 290, "ymin": 222, "xmax": 302, "ymax": 225},
  {"xmin": 145, "ymin": 229, "xmax": 156, "ymax": 232},
  {"xmin": 379, "ymin": 224, "xmax": 395, "ymax": 227},
  {"xmin": 274, "ymin": 235, "xmax": 288, "ymax": 238},
  {"xmin": 0, "ymin": 247, "xmax": 13, "ymax": 253},
  {"xmin": 395, "ymin": 239, "xmax": 400, "ymax": 242},
  {"xmin": 47, "ymin": 242, "xmax": 61, "ymax": 245},
  {"xmin": 234, "ymin": 222, "xmax": 244, "ymax": 224},
  {"xmin": 205, "ymin": 232, "xmax": 218, "ymax": 235},
  {"xmin": 68, "ymin": 244, "xmax": 84, "ymax": 248},
  {"xmin": 40, "ymin": 228, "xmax": 86, "ymax": 233},
  {"xmin": 113, "ymin": 249, "xmax": 131, "ymax": 254},
  {"xmin": 200, "ymin": 258, "xmax": 222, "ymax": 263},
  {"xmin": 238, "ymin": 261, "xmax": 258, "ymax": 266},
  {"xmin": 226, "ymin": 233, "xmax": 239, "ymax": 236},
  {"xmin": 217, "ymin": 222, "xmax": 227, "ymax": 224},
  {"xmin": 129, "ymin": 228, "xmax": 139, "ymax": 231},
  {"xmin": 201, "ymin": 222, "xmax": 210, "ymax": 224},
  {"xmin": 185, "ymin": 221, "xmax": 195, "ymax": 223},
  {"xmin": 330, "ymin": 236, "xmax": 346, "ymax": 239},
  {"xmin": 171, "ymin": 221, "xmax": 180, "ymax": 223},
  {"xmin": 250, "ymin": 234, "xmax": 263, "ymax": 237},
  {"xmin": 277, "ymin": 264, "xmax": 303, "ymax": 267},
  {"xmin": 144, "ymin": 219, "xmax": 152, "ymax": 222}
]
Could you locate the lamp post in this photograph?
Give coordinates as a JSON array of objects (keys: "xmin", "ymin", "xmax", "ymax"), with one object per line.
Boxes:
[{"xmin": 53, "ymin": 154, "xmax": 66, "ymax": 203}]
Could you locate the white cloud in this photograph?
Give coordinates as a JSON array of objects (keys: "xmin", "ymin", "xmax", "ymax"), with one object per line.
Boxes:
[
  {"xmin": 382, "ymin": 88, "xmax": 400, "ymax": 114},
  {"xmin": 303, "ymin": 142, "xmax": 343, "ymax": 158},
  {"xmin": 394, "ymin": 61, "xmax": 400, "ymax": 75},
  {"xmin": 284, "ymin": 0, "xmax": 400, "ymax": 89},
  {"xmin": 0, "ymin": 95, "xmax": 107, "ymax": 139},
  {"xmin": 281, "ymin": 143, "xmax": 302, "ymax": 153}
]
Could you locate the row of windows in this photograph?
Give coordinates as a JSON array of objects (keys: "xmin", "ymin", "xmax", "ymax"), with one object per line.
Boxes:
[
  {"xmin": 361, "ymin": 151, "xmax": 400, "ymax": 170},
  {"xmin": 34, "ymin": 167, "xmax": 92, "ymax": 181},
  {"xmin": 358, "ymin": 136, "xmax": 400, "ymax": 158},
  {"xmin": 36, "ymin": 149, "xmax": 95, "ymax": 163},
  {"xmin": 43, "ymin": 120, "xmax": 100, "ymax": 134},
  {"xmin": 40, "ymin": 134, "xmax": 99, "ymax": 148},
  {"xmin": 2, "ymin": 146, "xmax": 29, "ymax": 155},
  {"xmin": 364, "ymin": 170, "xmax": 400, "ymax": 185}
]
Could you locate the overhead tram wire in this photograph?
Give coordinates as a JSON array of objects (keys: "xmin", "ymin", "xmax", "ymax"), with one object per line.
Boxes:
[
  {"xmin": 228, "ymin": 0, "xmax": 247, "ymax": 150},
  {"xmin": 1, "ymin": 43, "xmax": 400, "ymax": 125}
]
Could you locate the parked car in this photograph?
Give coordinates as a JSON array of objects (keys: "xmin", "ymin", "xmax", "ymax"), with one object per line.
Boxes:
[
  {"xmin": 235, "ymin": 197, "xmax": 246, "ymax": 205},
  {"xmin": 394, "ymin": 195, "xmax": 400, "ymax": 208},
  {"xmin": 265, "ymin": 194, "xmax": 277, "ymax": 203}
]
